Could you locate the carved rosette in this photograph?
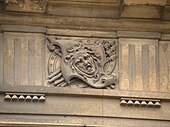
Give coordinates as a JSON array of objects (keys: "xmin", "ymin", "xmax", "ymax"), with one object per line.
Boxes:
[{"xmin": 47, "ymin": 37, "xmax": 118, "ymax": 89}]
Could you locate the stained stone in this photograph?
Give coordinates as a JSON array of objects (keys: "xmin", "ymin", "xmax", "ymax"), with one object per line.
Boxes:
[
  {"xmin": 141, "ymin": 101, "xmax": 147, "ymax": 107},
  {"xmin": 18, "ymin": 95, "xmax": 25, "ymax": 101},
  {"xmin": 39, "ymin": 96, "xmax": 46, "ymax": 102},
  {"xmin": 120, "ymin": 100, "xmax": 127, "ymax": 106},
  {"xmin": 26, "ymin": 95, "xmax": 32, "ymax": 102},
  {"xmin": 127, "ymin": 100, "xmax": 133, "ymax": 106},
  {"xmin": 148, "ymin": 101, "xmax": 154, "ymax": 107},
  {"xmin": 4, "ymin": 95, "xmax": 11, "ymax": 101},
  {"xmin": 11, "ymin": 95, "xmax": 18, "ymax": 101},
  {"xmin": 134, "ymin": 100, "xmax": 140, "ymax": 107},
  {"xmin": 0, "ymin": 0, "xmax": 169, "ymax": 126},
  {"xmin": 154, "ymin": 102, "xmax": 161, "ymax": 108},
  {"xmin": 32, "ymin": 96, "xmax": 39, "ymax": 102}
]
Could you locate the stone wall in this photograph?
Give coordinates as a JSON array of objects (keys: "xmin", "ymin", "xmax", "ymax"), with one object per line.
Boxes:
[
  {"xmin": 0, "ymin": 0, "xmax": 170, "ymax": 127},
  {"xmin": 0, "ymin": 26, "xmax": 169, "ymax": 93}
]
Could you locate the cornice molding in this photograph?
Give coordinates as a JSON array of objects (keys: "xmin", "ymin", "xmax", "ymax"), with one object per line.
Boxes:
[
  {"xmin": 0, "ymin": 13, "xmax": 170, "ymax": 33},
  {"xmin": 1, "ymin": 85, "xmax": 170, "ymax": 100}
]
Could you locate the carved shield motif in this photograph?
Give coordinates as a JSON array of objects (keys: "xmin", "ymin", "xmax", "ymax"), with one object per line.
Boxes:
[{"xmin": 47, "ymin": 37, "xmax": 117, "ymax": 89}]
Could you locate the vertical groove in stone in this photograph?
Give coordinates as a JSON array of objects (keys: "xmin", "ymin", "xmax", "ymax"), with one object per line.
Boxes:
[
  {"xmin": 4, "ymin": 33, "xmax": 15, "ymax": 86},
  {"xmin": 34, "ymin": 35, "xmax": 43, "ymax": 86},
  {"xmin": 0, "ymin": 33, "xmax": 3, "ymax": 85},
  {"xmin": 135, "ymin": 44, "xmax": 142, "ymax": 90},
  {"xmin": 159, "ymin": 41, "xmax": 170, "ymax": 92},
  {"xmin": 20, "ymin": 37, "xmax": 29, "ymax": 86},
  {"xmin": 149, "ymin": 44, "xmax": 157, "ymax": 91},
  {"xmin": 118, "ymin": 42, "xmax": 122, "ymax": 90},
  {"xmin": 128, "ymin": 44, "xmax": 136, "ymax": 89},
  {"xmin": 45, "ymin": 38, "xmax": 50, "ymax": 86},
  {"xmin": 28, "ymin": 38, "xmax": 35, "ymax": 85},
  {"xmin": 155, "ymin": 43, "xmax": 160, "ymax": 91},
  {"xmin": 142, "ymin": 45, "xmax": 149, "ymax": 91},
  {"xmin": 41, "ymin": 35, "xmax": 45, "ymax": 86},
  {"xmin": 119, "ymin": 41, "xmax": 129, "ymax": 90},
  {"xmin": 14, "ymin": 38, "xmax": 21, "ymax": 85}
]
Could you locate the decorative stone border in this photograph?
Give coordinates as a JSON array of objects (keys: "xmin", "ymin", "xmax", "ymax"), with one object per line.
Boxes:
[
  {"xmin": 4, "ymin": 93, "xmax": 46, "ymax": 102},
  {"xmin": 120, "ymin": 98, "xmax": 161, "ymax": 108}
]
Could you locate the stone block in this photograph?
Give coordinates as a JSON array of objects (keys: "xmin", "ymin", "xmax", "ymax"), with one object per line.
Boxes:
[{"xmin": 5, "ymin": 0, "xmax": 48, "ymax": 13}]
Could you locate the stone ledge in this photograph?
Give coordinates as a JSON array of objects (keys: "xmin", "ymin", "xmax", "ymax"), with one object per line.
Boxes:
[
  {"xmin": 117, "ymin": 31, "xmax": 161, "ymax": 39},
  {"xmin": 1, "ymin": 85, "xmax": 170, "ymax": 100},
  {"xmin": 0, "ymin": 114, "xmax": 170, "ymax": 127},
  {"xmin": 123, "ymin": 0, "xmax": 167, "ymax": 6},
  {"xmin": 1, "ymin": 13, "xmax": 170, "ymax": 33},
  {"xmin": 161, "ymin": 34, "xmax": 170, "ymax": 40},
  {"xmin": 1, "ymin": 25, "xmax": 46, "ymax": 33},
  {"xmin": 0, "ymin": 86, "xmax": 170, "ymax": 121},
  {"xmin": 47, "ymin": 29, "xmax": 117, "ymax": 38}
]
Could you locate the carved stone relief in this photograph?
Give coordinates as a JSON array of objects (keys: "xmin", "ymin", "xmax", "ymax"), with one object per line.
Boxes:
[
  {"xmin": 47, "ymin": 37, "xmax": 118, "ymax": 89},
  {"xmin": 5, "ymin": 0, "xmax": 48, "ymax": 13}
]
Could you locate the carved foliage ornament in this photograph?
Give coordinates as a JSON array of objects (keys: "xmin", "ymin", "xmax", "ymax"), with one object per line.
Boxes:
[{"xmin": 47, "ymin": 37, "xmax": 118, "ymax": 89}]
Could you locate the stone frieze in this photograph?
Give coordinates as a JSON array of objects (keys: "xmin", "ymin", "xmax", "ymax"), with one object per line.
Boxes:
[{"xmin": 47, "ymin": 37, "xmax": 118, "ymax": 89}]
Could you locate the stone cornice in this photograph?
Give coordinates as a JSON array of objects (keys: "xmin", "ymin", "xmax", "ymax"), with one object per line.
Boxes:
[
  {"xmin": 1, "ymin": 85, "xmax": 170, "ymax": 100},
  {"xmin": 0, "ymin": 12, "xmax": 170, "ymax": 33}
]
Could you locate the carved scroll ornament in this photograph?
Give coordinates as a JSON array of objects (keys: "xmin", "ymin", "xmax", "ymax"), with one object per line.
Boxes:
[{"xmin": 47, "ymin": 37, "xmax": 117, "ymax": 89}]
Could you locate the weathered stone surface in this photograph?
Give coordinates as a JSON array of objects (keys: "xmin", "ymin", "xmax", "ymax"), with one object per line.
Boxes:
[
  {"xmin": 1, "ymin": 13, "xmax": 170, "ymax": 32},
  {"xmin": 167, "ymin": 0, "xmax": 170, "ymax": 5},
  {"xmin": 159, "ymin": 41, "xmax": 170, "ymax": 92},
  {"xmin": 119, "ymin": 38, "xmax": 159, "ymax": 91},
  {"xmin": 120, "ymin": 0, "xmax": 167, "ymax": 19},
  {"xmin": 162, "ymin": 34, "xmax": 170, "ymax": 40},
  {"xmin": 120, "ymin": 5, "xmax": 162, "ymax": 19},
  {"xmin": 0, "ymin": 0, "xmax": 4, "ymax": 11},
  {"xmin": 0, "ymin": 0, "xmax": 170, "ymax": 126},
  {"xmin": 0, "ymin": 0, "xmax": 169, "ymax": 21},
  {"xmin": 124, "ymin": 0, "xmax": 167, "ymax": 6},
  {"xmin": 47, "ymin": 37, "xmax": 118, "ymax": 89},
  {"xmin": 0, "ymin": 32, "xmax": 3, "ymax": 85},
  {"xmin": 162, "ymin": 6, "xmax": 170, "ymax": 20},
  {"xmin": 1, "ymin": 25, "xmax": 46, "ymax": 33},
  {"xmin": 0, "ymin": 85, "xmax": 170, "ymax": 127},
  {"xmin": 5, "ymin": 0, "xmax": 48, "ymax": 13},
  {"xmin": 47, "ymin": 29, "xmax": 117, "ymax": 38},
  {"xmin": 2, "ymin": 32, "xmax": 45, "ymax": 86},
  {"xmin": 117, "ymin": 31, "xmax": 161, "ymax": 39},
  {"xmin": 47, "ymin": 0, "xmax": 120, "ymax": 18}
]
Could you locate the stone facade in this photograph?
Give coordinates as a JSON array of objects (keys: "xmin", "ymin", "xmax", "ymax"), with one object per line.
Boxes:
[{"xmin": 0, "ymin": 0, "xmax": 170, "ymax": 127}]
